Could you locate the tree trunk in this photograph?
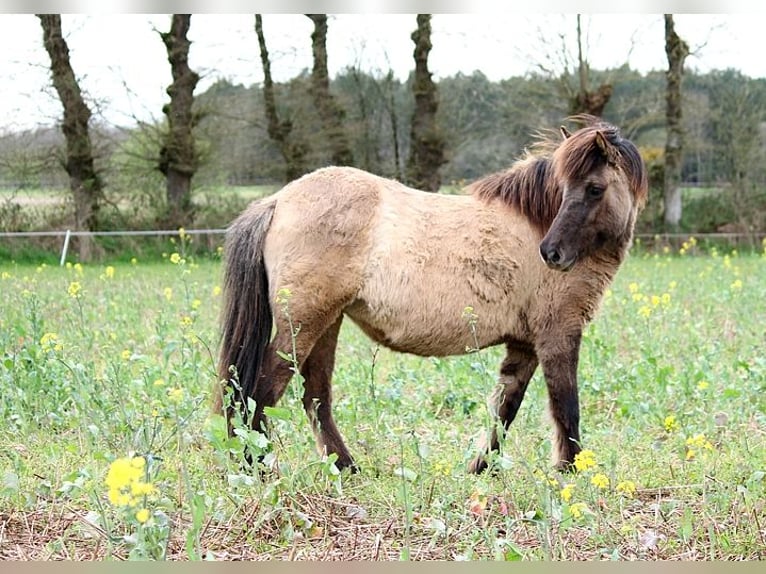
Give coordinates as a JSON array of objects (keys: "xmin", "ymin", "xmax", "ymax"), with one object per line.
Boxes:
[
  {"xmin": 306, "ymin": 14, "xmax": 354, "ymax": 166},
  {"xmin": 37, "ymin": 13, "xmax": 102, "ymax": 260},
  {"xmin": 663, "ymin": 14, "xmax": 689, "ymax": 229},
  {"xmin": 406, "ymin": 14, "xmax": 446, "ymax": 192},
  {"xmin": 255, "ymin": 14, "xmax": 307, "ymax": 182},
  {"xmin": 569, "ymin": 14, "xmax": 613, "ymax": 118},
  {"xmin": 159, "ymin": 14, "xmax": 199, "ymax": 228}
]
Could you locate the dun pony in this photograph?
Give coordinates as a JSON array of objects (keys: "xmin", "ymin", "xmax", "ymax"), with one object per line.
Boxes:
[{"xmin": 215, "ymin": 117, "xmax": 648, "ymax": 474}]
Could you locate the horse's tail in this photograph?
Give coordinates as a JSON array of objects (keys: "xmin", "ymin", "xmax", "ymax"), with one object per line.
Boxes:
[{"xmin": 214, "ymin": 199, "xmax": 277, "ymax": 424}]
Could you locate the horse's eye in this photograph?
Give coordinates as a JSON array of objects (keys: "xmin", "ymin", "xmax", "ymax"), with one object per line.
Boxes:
[{"xmin": 586, "ymin": 184, "xmax": 605, "ymax": 200}]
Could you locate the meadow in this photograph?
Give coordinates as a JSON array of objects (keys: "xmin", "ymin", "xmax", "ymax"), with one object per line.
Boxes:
[{"xmin": 0, "ymin": 237, "xmax": 764, "ymax": 560}]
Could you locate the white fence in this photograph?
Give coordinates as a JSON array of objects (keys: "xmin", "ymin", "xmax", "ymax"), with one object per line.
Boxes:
[
  {"xmin": 0, "ymin": 228, "xmax": 226, "ymax": 265},
  {"xmin": 0, "ymin": 229, "xmax": 764, "ymax": 266}
]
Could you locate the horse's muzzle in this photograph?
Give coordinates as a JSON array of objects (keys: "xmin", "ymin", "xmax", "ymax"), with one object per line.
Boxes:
[{"xmin": 539, "ymin": 243, "xmax": 577, "ymax": 272}]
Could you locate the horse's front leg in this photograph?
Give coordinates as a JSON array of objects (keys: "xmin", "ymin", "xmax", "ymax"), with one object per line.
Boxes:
[
  {"xmin": 538, "ymin": 331, "xmax": 582, "ymax": 471},
  {"xmin": 468, "ymin": 342, "xmax": 538, "ymax": 474}
]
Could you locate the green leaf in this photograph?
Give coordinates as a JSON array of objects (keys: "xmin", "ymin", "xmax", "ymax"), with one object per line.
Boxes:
[{"xmin": 263, "ymin": 406, "xmax": 291, "ymax": 421}]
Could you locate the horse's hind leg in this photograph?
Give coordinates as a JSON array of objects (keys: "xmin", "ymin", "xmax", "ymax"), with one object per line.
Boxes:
[
  {"xmin": 468, "ymin": 341, "xmax": 538, "ymax": 474},
  {"xmin": 299, "ymin": 316, "xmax": 356, "ymax": 472}
]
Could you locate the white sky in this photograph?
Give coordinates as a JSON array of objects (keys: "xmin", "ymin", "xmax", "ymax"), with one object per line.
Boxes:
[{"xmin": 0, "ymin": 13, "xmax": 764, "ymax": 131}]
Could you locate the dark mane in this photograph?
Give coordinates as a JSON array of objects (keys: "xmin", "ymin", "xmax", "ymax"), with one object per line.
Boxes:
[
  {"xmin": 470, "ymin": 118, "xmax": 648, "ymax": 232},
  {"xmin": 469, "ymin": 156, "xmax": 561, "ymax": 233}
]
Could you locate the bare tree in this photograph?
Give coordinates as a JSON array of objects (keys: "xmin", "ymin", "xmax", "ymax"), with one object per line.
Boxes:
[
  {"xmin": 406, "ymin": 14, "xmax": 446, "ymax": 192},
  {"xmin": 305, "ymin": 14, "xmax": 354, "ymax": 166},
  {"xmin": 159, "ymin": 14, "xmax": 199, "ymax": 227},
  {"xmin": 663, "ymin": 14, "xmax": 689, "ymax": 229},
  {"xmin": 570, "ymin": 14, "xmax": 613, "ymax": 117},
  {"xmin": 255, "ymin": 14, "xmax": 307, "ymax": 182},
  {"xmin": 37, "ymin": 14, "xmax": 103, "ymax": 259}
]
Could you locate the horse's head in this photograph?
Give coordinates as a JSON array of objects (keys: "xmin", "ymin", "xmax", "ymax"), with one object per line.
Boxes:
[{"xmin": 539, "ymin": 121, "xmax": 648, "ymax": 272}]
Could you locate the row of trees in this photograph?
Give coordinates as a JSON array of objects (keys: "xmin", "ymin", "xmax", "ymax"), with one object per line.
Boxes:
[{"xmin": 3, "ymin": 14, "xmax": 766, "ymax": 258}]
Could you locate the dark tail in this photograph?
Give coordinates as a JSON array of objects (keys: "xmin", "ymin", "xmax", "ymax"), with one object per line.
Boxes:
[{"xmin": 215, "ymin": 200, "xmax": 277, "ymax": 426}]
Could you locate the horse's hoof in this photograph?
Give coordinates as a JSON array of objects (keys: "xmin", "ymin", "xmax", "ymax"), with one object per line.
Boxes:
[{"xmin": 468, "ymin": 457, "xmax": 489, "ymax": 475}]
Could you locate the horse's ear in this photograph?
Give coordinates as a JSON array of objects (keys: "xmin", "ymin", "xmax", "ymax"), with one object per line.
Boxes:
[
  {"xmin": 595, "ymin": 131, "xmax": 619, "ymax": 165},
  {"xmin": 560, "ymin": 126, "xmax": 572, "ymax": 140}
]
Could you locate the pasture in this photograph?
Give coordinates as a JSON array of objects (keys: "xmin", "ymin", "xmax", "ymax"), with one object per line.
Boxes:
[{"xmin": 0, "ymin": 241, "xmax": 764, "ymax": 560}]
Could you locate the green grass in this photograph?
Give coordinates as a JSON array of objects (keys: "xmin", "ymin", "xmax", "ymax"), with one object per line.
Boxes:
[{"xmin": 1, "ymin": 242, "xmax": 765, "ymax": 560}]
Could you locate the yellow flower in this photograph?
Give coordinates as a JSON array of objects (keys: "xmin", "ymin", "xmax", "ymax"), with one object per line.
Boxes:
[
  {"xmin": 180, "ymin": 315, "xmax": 193, "ymax": 329},
  {"xmin": 67, "ymin": 281, "xmax": 82, "ymax": 298},
  {"xmin": 212, "ymin": 285, "xmax": 222, "ymax": 297},
  {"xmin": 74, "ymin": 263, "xmax": 83, "ymax": 275},
  {"xmin": 153, "ymin": 378, "xmax": 165, "ymax": 387},
  {"xmin": 40, "ymin": 332, "xmax": 62, "ymax": 351},
  {"xmin": 685, "ymin": 433, "xmax": 713, "ymax": 460},
  {"xmin": 130, "ymin": 257, "xmax": 138, "ymax": 265},
  {"xmin": 628, "ymin": 282, "xmax": 639, "ymax": 294},
  {"xmin": 638, "ymin": 305, "xmax": 651, "ymax": 318},
  {"xmin": 104, "ymin": 266, "xmax": 115, "ymax": 279},
  {"xmin": 121, "ymin": 349, "xmax": 132, "ymax": 361},
  {"xmin": 178, "ymin": 227, "xmax": 186, "ymax": 240},
  {"xmin": 697, "ymin": 380, "xmax": 709, "ymax": 391},
  {"xmin": 616, "ymin": 480, "xmax": 637, "ymax": 498},
  {"xmin": 573, "ymin": 449, "xmax": 597, "ymax": 472},
  {"xmin": 591, "ymin": 473, "xmax": 609, "ymax": 489},
  {"xmin": 169, "ymin": 252, "xmax": 182, "ymax": 265},
  {"xmin": 661, "ymin": 293, "xmax": 671, "ymax": 306},
  {"xmin": 730, "ymin": 279, "xmax": 742, "ymax": 291},
  {"xmin": 650, "ymin": 295, "xmax": 660, "ymax": 307},
  {"xmin": 569, "ymin": 502, "xmax": 589, "ymax": 519},
  {"xmin": 163, "ymin": 287, "xmax": 173, "ymax": 301},
  {"xmin": 168, "ymin": 387, "xmax": 184, "ymax": 403},
  {"xmin": 664, "ymin": 415, "xmax": 679, "ymax": 433},
  {"xmin": 135, "ymin": 508, "xmax": 150, "ymax": 524},
  {"xmin": 560, "ymin": 483, "xmax": 575, "ymax": 502},
  {"xmin": 191, "ymin": 298, "xmax": 201, "ymax": 310}
]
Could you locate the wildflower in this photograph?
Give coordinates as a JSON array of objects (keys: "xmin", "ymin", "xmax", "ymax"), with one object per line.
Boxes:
[
  {"xmin": 591, "ymin": 473, "xmax": 609, "ymax": 489},
  {"xmin": 730, "ymin": 279, "xmax": 742, "ymax": 291},
  {"xmin": 685, "ymin": 433, "xmax": 714, "ymax": 460},
  {"xmin": 276, "ymin": 287, "xmax": 292, "ymax": 306},
  {"xmin": 574, "ymin": 449, "xmax": 597, "ymax": 472},
  {"xmin": 74, "ymin": 263, "xmax": 83, "ymax": 275},
  {"xmin": 105, "ymin": 456, "xmax": 153, "ymax": 508},
  {"xmin": 40, "ymin": 332, "xmax": 63, "ymax": 352},
  {"xmin": 168, "ymin": 387, "xmax": 184, "ymax": 403},
  {"xmin": 104, "ymin": 266, "xmax": 115, "ymax": 279},
  {"xmin": 130, "ymin": 257, "xmax": 138, "ymax": 265},
  {"xmin": 67, "ymin": 281, "xmax": 82, "ymax": 298},
  {"xmin": 121, "ymin": 349, "xmax": 132, "ymax": 361},
  {"xmin": 697, "ymin": 380, "xmax": 709, "ymax": 391},
  {"xmin": 135, "ymin": 508, "xmax": 150, "ymax": 524},
  {"xmin": 616, "ymin": 480, "xmax": 637, "ymax": 498},
  {"xmin": 661, "ymin": 293, "xmax": 671, "ymax": 306},
  {"xmin": 163, "ymin": 287, "xmax": 173, "ymax": 301},
  {"xmin": 664, "ymin": 415, "xmax": 679, "ymax": 433},
  {"xmin": 169, "ymin": 252, "xmax": 182, "ymax": 265},
  {"xmin": 178, "ymin": 227, "xmax": 186, "ymax": 240},
  {"xmin": 650, "ymin": 295, "xmax": 660, "ymax": 307},
  {"xmin": 638, "ymin": 305, "xmax": 652, "ymax": 318},
  {"xmin": 153, "ymin": 378, "xmax": 165, "ymax": 387},
  {"xmin": 569, "ymin": 502, "xmax": 589, "ymax": 519},
  {"xmin": 668, "ymin": 280, "xmax": 677, "ymax": 291},
  {"xmin": 560, "ymin": 483, "xmax": 575, "ymax": 502},
  {"xmin": 180, "ymin": 315, "xmax": 193, "ymax": 329},
  {"xmin": 212, "ymin": 285, "xmax": 222, "ymax": 297},
  {"xmin": 191, "ymin": 298, "xmax": 201, "ymax": 310},
  {"xmin": 628, "ymin": 282, "xmax": 639, "ymax": 294}
]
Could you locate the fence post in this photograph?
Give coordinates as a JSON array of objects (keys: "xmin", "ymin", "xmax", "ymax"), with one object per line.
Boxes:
[{"xmin": 60, "ymin": 229, "xmax": 71, "ymax": 266}]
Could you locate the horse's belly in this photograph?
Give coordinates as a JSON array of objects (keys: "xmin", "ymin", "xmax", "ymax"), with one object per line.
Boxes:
[{"xmin": 344, "ymin": 284, "xmax": 520, "ymax": 357}]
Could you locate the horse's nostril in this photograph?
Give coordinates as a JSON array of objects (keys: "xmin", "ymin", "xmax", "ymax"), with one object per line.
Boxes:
[{"xmin": 541, "ymin": 245, "xmax": 561, "ymax": 264}]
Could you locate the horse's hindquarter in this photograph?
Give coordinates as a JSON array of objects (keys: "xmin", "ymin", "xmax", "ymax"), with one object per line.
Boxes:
[{"xmin": 347, "ymin": 189, "xmax": 543, "ymax": 357}]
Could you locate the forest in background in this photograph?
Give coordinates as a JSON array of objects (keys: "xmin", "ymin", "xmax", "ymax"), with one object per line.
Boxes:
[{"xmin": 2, "ymin": 15, "xmax": 766, "ymax": 248}]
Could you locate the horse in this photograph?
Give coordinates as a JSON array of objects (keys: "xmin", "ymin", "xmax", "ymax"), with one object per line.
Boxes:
[{"xmin": 214, "ymin": 117, "xmax": 648, "ymax": 474}]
